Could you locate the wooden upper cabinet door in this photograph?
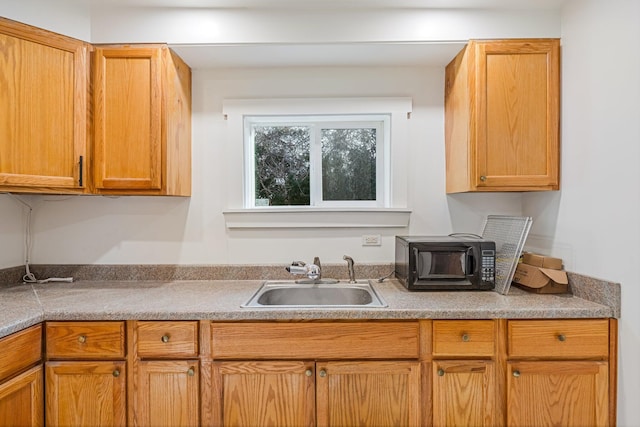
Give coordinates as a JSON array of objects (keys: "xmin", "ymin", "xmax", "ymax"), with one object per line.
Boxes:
[
  {"xmin": 93, "ymin": 46, "xmax": 163, "ymax": 192},
  {"xmin": 0, "ymin": 17, "xmax": 88, "ymax": 193},
  {"xmin": 475, "ymin": 39, "xmax": 560, "ymax": 190}
]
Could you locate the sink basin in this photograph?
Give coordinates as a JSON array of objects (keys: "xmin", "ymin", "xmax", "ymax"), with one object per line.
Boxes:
[{"xmin": 242, "ymin": 280, "xmax": 387, "ymax": 308}]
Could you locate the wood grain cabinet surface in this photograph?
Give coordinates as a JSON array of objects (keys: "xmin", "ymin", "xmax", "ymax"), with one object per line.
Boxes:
[
  {"xmin": 92, "ymin": 44, "xmax": 192, "ymax": 196},
  {"xmin": 0, "ymin": 17, "xmax": 89, "ymax": 194},
  {"xmin": 506, "ymin": 319, "xmax": 615, "ymax": 427},
  {"xmin": 45, "ymin": 321, "xmax": 127, "ymax": 427},
  {"xmin": 0, "ymin": 325, "xmax": 43, "ymax": 427},
  {"xmin": 207, "ymin": 321, "xmax": 423, "ymax": 427},
  {"xmin": 129, "ymin": 320, "xmax": 200, "ymax": 427},
  {"xmin": 445, "ymin": 39, "xmax": 560, "ymax": 193}
]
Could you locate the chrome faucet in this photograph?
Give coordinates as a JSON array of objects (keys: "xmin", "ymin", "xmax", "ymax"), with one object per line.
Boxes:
[
  {"xmin": 286, "ymin": 259, "xmax": 321, "ymax": 280},
  {"xmin": 343, "ymin": 255, "xmax": 356, "ymax": 283}
]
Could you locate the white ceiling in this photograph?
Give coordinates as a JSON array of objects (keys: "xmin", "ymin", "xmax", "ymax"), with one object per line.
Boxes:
[
  {"xmin": 79, "ymin": 0, "xmax": 567, "ymax": 9},
  {"xmin": 78, "ymin": 0, "xmax": 566, "ymax": 69}
]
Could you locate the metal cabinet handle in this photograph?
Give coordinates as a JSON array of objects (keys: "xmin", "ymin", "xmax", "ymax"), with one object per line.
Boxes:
[
  {"xmin": 305, "ymin": 369, "xmax": 313, "ymax": 377},
  {"xmin": 513, "ymin": 370, "xmax": 521, "ymax": 377},
  {"xmin": 78, "ymin": 335, "xmax": 87, "ymax": 344},
  {"xmin": 187, "ymin": 367, "xmax": 195, "ymax": 377},
  {"xmin": 461, "ymin": 333, "xmax": 470, "ymax": 342},
  {"xmin": 437, "ymin": 368, "xmax": 445, "ymax": 377},
  {"xmin": 113, "ymin": 369, "xmax": 120, "ymax": 378},
  {"xmin": 479, "ymin": 175, "xmax": 487, "ymax": 182},
  {"xmin": 557, "ymin": 334, "xmax": 566, "ymax": 342},
  {"xmin": 319, "ymin": 369, "xmax": 327, "ymax": 378},
  {"xmin": 161, "ymin": 335, "xmax": 170, "ymax": 343}
]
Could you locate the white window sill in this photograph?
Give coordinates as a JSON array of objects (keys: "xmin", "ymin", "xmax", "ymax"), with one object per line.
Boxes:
[{"xmin": 223, "ymin": 208, "xmax": 411, "ymax": 229}]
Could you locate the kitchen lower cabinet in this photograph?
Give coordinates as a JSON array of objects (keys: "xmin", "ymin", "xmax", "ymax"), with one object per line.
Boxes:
[
  {"xmin": 211, "ymin": 360, "xmax": 421, "ymax": 427},
  {"xmin": 45, "ymin": 321, "xmax": 126, "ymax": 427},
  {"xmin": 506, "ymin": 361, "xmax": 609, "ymax": 427},
  {"xmin": 45, "ymin": 361, "xmax": 126, "ymax": 427},
  {"xmin": 135, "ymin": 360, "xmax": 200, "ymax": 427},
  {"xmin": 431, "ymin": 320, "xmax": 498, "ymax": 427},
  {"xmin": 212, "ymin": 361, "xmax": 315, "ymax": 427},
  {"xmin": 208, "ymin": 321, "xmax": 424, "ymax": 427},
  {"xmin": 506, "ymin": 319, "xmax": 615, "ymax": 427},
  {"xmin": 0, "ymin": 365, "xmax": 43, "ymax": 427},
  {"xmin": 0, "ymin": 324, "xmax": 43, "ymax": 427},
  {"xmin": 316, "ymin": 360, "xmax": 421, "ymax": 427},
  {"xmin": 432, "ymin": 360, "xmax": 495, "ymax": 427},
  {"xmin": 130, "ymin": 321, "xmax": 200, "ymax": 427}
]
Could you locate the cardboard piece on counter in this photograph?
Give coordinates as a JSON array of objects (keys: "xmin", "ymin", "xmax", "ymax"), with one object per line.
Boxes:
[
  {"xmin": 522, "ymin": 252, "xmax": 563, "ymax": 270},
  {"xmin": 512, "ymin": 263, "xmax": 569, "ymax": 294}
]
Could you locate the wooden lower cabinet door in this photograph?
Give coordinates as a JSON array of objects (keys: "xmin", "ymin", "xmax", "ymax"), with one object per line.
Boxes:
[
  {"xmin": 135, "ymin": 360, "xmax": 199, "ymax": 427},
  {"xmin": 316, "ymin": 361, "xmax": 421, "ymax": 427},
  {"xmin": 45, "ymin": 361, "xmax": 126, "ymax": 427},
  {"xmin": 211, "ymin": 361, "xmax": 315, "ymax": 427},
  {"xmin": 431, "ymin": 360, "xmax": 495, "ymax": 427},
  {"xmin": 507, "ymin": 361, "xmax": 609, "ymax": 427},
  {"xmin": 0, "ymin": 365, "xmax": 43, "ymax": 427}
]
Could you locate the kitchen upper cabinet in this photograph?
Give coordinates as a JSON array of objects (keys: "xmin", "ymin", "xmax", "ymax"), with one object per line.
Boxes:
[
  {"xmin": 506, "ymin": 319, "xmax": 614, "ymax": 427},
  {"xmin": 445, "ymin": 39, "xmax": 560, "ymax": 192},
  {"xmin": 0, "ymin": 17, "xmax": 89, "ymax": 194},
  {"xmin": 0, "ymin": 324, "xmax": 43, "ymax": 427},
  {"xmin": 45, "ymin": 321, "xmax": 127, "ymax": 427},
  {"xmin": 92, "ymin": 44, "xmax": 192, "ymax": 196}
]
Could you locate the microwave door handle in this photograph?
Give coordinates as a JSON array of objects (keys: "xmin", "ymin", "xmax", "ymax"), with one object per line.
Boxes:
[{"xmin": 465, "ymin": 247, "xmax": 476, "ymax": 277}]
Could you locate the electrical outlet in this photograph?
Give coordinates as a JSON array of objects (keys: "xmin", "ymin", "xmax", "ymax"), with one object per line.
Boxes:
[{"xmin": 362, "ymin": 234, "xmax": 381, "ymax": 246}]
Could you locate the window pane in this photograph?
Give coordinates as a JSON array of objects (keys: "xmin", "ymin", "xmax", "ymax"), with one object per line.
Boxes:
[
  {"xmin": 321, "ymin": 128, "xmax": 377, "ymax": 201},
  {"xmin": 254, "ymin": 126, "xmax": 310, "ymax": 206}
]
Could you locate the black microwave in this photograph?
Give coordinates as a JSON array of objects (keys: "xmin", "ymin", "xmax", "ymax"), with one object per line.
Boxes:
[{"xmin": 395, "ymin": 235, "xmax": 496, "ymax": 291}]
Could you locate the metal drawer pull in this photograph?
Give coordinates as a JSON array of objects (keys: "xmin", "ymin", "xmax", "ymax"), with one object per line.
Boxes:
[
  {"xmin": 187, "ymin": 367, "xmax": 195, "ymax": 377},
  {"xmin": 461, "ymin": 333, "xmax": 470, "ymax": 342},
  {"xmin": 305, "ymin": 369, "xmax": 313, "ymax": 377},
  {"xmin": 319, "ymin": 369, "xmax": 327, "ymax": 378},
  {"xmin": 113, "ymin": 370, "xmax": 120, "ymax": 378},
  {"xmin": 437, "ymin": 369, "xmax": 445, "ymax": 377},
  {"xmin": 161, "ymin": 335, "xmax": 170, "ymax": 343},
  {"xmin": 513, "ymin": 370, "xmax": 521, "ymax": 377},
  {"xmin": 557, "ymin": 334, "xmax": 566, "ymax": 342},
  {"xmin": 78, "ymin": 335, "xmax": 87, "ymax": 344}
]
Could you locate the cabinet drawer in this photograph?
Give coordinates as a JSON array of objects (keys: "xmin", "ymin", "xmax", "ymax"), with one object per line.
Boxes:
[
  {"xmin": 136, "ymin": 321, "xmax": 198, "ymax": 358},
  {"xmin": 508, "ymin": 319, "xmax": 610, "ymax": 359},
  {"xmin": 211, "ymin": 321, "xmax": 419, "ymax": 360},
  {"xmin": 433, "ymin": 320, "xmax": 495, "ymax": 357},
  {"xmin": 46, "ymin": 321, "xmax": 125, "ymax": 360},
  {"xmin": 0, "ymin": 324, "xmax": 42, "ymax": 382}
]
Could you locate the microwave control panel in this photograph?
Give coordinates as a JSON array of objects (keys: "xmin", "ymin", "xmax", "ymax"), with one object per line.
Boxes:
[{"xmin": 481, "ymin": 249, "xmax": 495, "ymax": 283}]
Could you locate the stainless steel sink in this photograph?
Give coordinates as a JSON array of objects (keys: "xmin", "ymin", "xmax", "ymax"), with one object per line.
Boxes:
[{"xmin": 242, "ymin": 280, "xmax": 387, "ymax": 308}]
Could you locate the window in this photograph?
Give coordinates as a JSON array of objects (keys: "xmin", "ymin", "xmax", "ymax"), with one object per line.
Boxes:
[
  {"xmin": 222, "ymin": 97, "xmax": 412, "ymax": 228},
  {"xmin": 244, "ymin": 115, "xmax": 389, "ymax": 208}
]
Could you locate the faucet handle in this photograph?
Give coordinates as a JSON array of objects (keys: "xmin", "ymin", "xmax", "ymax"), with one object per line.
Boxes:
[{"xmin": 291, "ymin": 261, "xmax": 306, "ymax": 267}]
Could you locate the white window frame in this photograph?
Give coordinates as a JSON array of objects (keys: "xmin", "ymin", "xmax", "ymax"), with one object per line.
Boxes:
[
  {"xmin": 244, "ymin": 114, "xmax": 390, "ymax": 209},
  {"xmin": 222, "ymin": 98, "xmax": 412, "ymax": 229}
]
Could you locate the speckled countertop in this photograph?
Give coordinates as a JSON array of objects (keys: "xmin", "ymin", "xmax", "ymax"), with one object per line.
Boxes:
[{"xmin": 0, "ymin": 275, "xmax": 620, "ymax": 339}]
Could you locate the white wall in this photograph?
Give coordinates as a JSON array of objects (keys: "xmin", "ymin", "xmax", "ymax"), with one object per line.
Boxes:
[
  {"xmin": 0, "ymin": 0, "xmax": 90, "ymax": 40},
  {"xmin": 25, "ymin": 65, "xmax": 522, "ymax": 265},
  {"xmin": 523, "ymin": 0, "xmax": 640, "ymax": 425}
]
